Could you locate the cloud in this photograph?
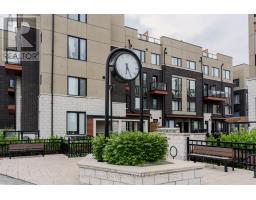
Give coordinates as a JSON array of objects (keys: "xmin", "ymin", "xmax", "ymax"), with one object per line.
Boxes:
[{"xmin": 125, "ymin": 14, "xmax": 248, "ymax": 65}]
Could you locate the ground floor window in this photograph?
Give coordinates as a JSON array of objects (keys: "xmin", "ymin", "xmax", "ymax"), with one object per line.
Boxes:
[
  {"xmin": 166, "ymin": 120, "xmax": 175, "ymax": 128},
  {"xmin": 67, "ymin": 112, "xmax": 86, "ymax": 135}
]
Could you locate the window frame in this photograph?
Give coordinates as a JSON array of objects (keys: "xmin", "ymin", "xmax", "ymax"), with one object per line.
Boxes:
[
  {"xmin": 172, "ymin": 100, "xmax": 182, "ymax": 111},
  {"xmin": 233, "ymin": 79, "xmax": 240, "ymax": 87},
  {"xmin": 151, "ymin": 53, "xmax": 160, "ymax": 65},
  {"xmin": 66, "ymin": 111, "xmax": 87, "ymax": 135},
  {"xmin": 234, "ymin": 94, "xmax": 240, "ymax": 104},
  {"xmin": 67, "ymin": 76, "xmax": 87, "ymax": 97},
  {"xmin": 68, "ymin": 14, "xmax": 87, "ymax": 23},
  {"xmin": 203, "ymin": 65, "xmax": 209, "ymax": 75},
  {"xmin": 186, "ymin": 60, "xmax": 196, "ymax": 70},
  {"xmin": 187, "ymin": 101, "xmax": 196, "ymax": 112},
  {"xmin": 68, "ymin": 35, "xmax": 87, "ymax": 61},
  {"xmin": 171, "ymin": 56, "xmax": 182, "ymax": 67},
  {"xmin": 187, "ymin": 79, "xmax": 196, "ymax": 97},
  {"xmin": 134, "ymin": 49, "xmax": 145, "ymax": 63},
  {"xmin": 212, "ymin": 67, "xmax": 220, "ymax": 77},
  {"xmin": 223, "ymin": 69, "xmax": 230, "ymax": 80},
  {"xmin": 152, "ymin": 98, "xmax": 158, "ymax": 110}
]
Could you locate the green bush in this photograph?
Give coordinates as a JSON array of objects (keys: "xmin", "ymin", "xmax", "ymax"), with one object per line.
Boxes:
[
  {"xmin": 93, "ymin": 131, "xmax": 168, "ymax": 166},
  {"xmin": 92, "ymin": 135, "xmax": 106, "ymax": 162}
]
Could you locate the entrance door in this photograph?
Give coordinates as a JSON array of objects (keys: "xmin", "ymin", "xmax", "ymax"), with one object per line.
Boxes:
[{"xmin": 184, "ymin": 122, "xmax": 189, "ymax": 133}]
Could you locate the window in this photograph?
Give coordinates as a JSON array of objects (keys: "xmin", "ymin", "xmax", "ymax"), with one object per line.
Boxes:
[
  {"xmin": 135, "ymin": 97, "xmax": 140, "ymax": 109},
  {"xmin": 68, "ymin": 77, "xmax": 87, "ymax": 96},
  {"xmin": 203, "ymin": 65, "xmax": 209, "ymax": 75},
  {"xmin": 203, "ymin": 84, "xmax": 208, "ymax": 96},
  {"xmin": 68, "ymin": 36, "xmax": 87, "ymax": 60},
  {"xmin": 134, "ymin": 49, "xmax": 145, "ymax": 63},
  {"xmin": 151, "ymin": 53, "xmax": 160, "ymax": 65},
  {"xmin": 152, "ymin": 98, "xmax": 158, "ymax": 109},
  {"xmin": 213, "ymin": 104, "xmax": 220, "ymax": 114},
  {"xmin": 223, "ymin": 70, "xmax": 230, "ymax": 80},
  {"xmin": 166, "ymin": 120, "xmax": 175, "ymax": 128},
  {"xmin": 68, "ymin": 14, "xmax": 87, "ymax": 23},
  {"xmin": 187, "ymin": 101, "xmax": 196, "ymax": 112},
  {"xmin": 186, "ymin": 60, "xmax": 196, "ymax": 70},
  {"xmin": 143, "ymin": 73, "xmax": 147, "ymax": 86},
  {"xmin": 172, "ymin": 77, "xmax": 182, "ymax": 98},
  {"xmin": 212, "ymin": 67, "xmax": 220, "ymax": 77},
  {"xmin": 67, "ymin": 112, "xmax": 86, "ymax": 135},
  {"xmin": 9, "ymin": 79, "xmax": 16, "ymax": 88},
  {"xmin": 233, "ymin": 79, "xmax": 240, "ymax": 87},
  {"xmin": 192, "ymin": 121, "xmax": 199, "ymax": 132},
  {"xmin": 143, "ymin": 98, "xmax": 148, "ymax": 109},
  {"xmin": 135, "ymin": 76, "xmax": 140, "ymax": 86},
  {"xmin": 187, "ymin": 79, "xmax": 196, "ymax": 97},
  {"xmin": 171, "ymin": 57, "xmax": 182, "ymax": 67},
  {"xmin": 225, "ymin": 105, "xmax": 232, "ymax": 115},
  {"xmin": 172, "ymin": 100, "xmax": 182, "ymax": 111},
  {"xmin": 224, "ymin": 86, "xmax": 231, "ymax": 98},
  {"xmin": 152, "ymin": 76, "xmax": 157, "ymax": 83},
  {"xmin": 234, "ymin": 94, "xmax": 240, "ymax": 104}
]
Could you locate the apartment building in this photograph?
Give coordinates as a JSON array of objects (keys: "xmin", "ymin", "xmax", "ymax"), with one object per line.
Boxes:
[
  {"xmin": 0, "ymin": 14, "xmax": 233, "ymax": 137},
  {"xmin": 233, "ymin": 64, "xmax": 249, "ymax": 118},
  {"xmin": 248, "ymin": 14, "xmax": 256, "ymax": 126}
]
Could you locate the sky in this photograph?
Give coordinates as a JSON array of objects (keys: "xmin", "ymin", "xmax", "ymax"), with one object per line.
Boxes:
[{"xmin": 125, "ymin": 15, "xmax": 248, "ymax": 66}]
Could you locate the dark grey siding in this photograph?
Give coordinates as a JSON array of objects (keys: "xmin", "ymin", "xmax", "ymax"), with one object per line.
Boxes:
[{"xmin": 234, "ymin": 89, "xmax": 248, "ymax": 116}]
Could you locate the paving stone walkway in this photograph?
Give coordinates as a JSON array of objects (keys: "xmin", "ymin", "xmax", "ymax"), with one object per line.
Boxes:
[{"xmin": 1, "ymin": 155, "xmax": 256, "ymax": 185}]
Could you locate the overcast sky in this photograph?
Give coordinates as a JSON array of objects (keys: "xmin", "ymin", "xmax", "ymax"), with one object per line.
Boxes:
[{"xmin": 125, "ymin": 15, "xmax": 248, "ymax": 66}]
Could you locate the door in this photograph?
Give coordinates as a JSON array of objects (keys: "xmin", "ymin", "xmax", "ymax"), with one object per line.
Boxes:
[{"xmin": 184, "ymin": 122, "xmax": 189, "ymax": 133}]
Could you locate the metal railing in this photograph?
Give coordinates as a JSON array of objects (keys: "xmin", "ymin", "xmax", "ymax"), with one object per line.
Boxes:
[
  {"xmin": 204, "ymin": 90, "xmax": 226, "ymax": 98},
  {"xmin": 150, "ymin": 82, "xmax": 167, "ymax": 91},
  {"xmin": 0, "ymin": 137, "xmax": 92, "ymax": 158},
  {"xmin": 137, "ymin": 33, "xmax": 160, "ymax": 44},
  {"xmin": 187, "ymin": 138, "xmax": 256, "ymax": 173},
  {"xmin": 3, "ymin": 130, "xmax": 40, "ymax": 140}
]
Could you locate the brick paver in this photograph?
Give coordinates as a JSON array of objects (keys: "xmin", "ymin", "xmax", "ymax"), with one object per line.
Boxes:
[{"xmin": 1, "ymin": 155, "xmax": 256, "ymax": 185}]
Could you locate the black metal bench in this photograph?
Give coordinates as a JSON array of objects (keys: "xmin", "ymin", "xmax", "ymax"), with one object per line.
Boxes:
[
  {"xmin": 188, "ymin": 145, "xmax": 235, "ymax": 172},
  {"xmin": 9, "ymin": 143, "xmax": 44, "ymax": 159}
]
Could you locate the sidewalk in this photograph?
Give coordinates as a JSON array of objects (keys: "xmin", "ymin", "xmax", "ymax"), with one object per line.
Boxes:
[{"xmin": 1, "ymin": 155, "xmax": 256, "ymax": 185}]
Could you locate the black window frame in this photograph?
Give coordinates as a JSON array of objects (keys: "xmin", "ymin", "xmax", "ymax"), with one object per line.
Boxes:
[
  {"xmin": 233, "ymin": 79, "xmax": 240, "ymax": 87},
  {"xmin": 187, "ymin": 101, "xmax": 196, "ymax": 112},
  {"xmin": 171, "ymin": 56, "xmax": 182, "ymax": 67},
  {"xmin": 186, "ymin": 60, "xmax": 196, "ymax": 70},
  {"xmin": 151, "ymin": 53, "xmax": 160, "ymax": 65},
  {"xmin": 187, "ymin": 79, "xmax": 196, "ymax": 97},
  {"xmin": 68, "ymin": 35, "xmax": 87, "ymax": 61},
  {"xmin": 68, "ymin": 14, "xmax": 87, "ymax": 23},
  {"xmin": 172, "ymin": 100, "xmax": 182, "ymax": 111},
  {"xmin": 134, "ymin": 49, "xmax": 146, "ymax": 63},
  {"xmin": 67, "ymin": 76, "xmax": 87, "ymax": 97},
  {"xmin": 66, "ymin": 111, "xmax": 87, "ymax": 135}
]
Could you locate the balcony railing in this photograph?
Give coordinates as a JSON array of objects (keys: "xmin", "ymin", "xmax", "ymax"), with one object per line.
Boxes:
[
  {"xmin": 137, "ymin": 33, "xmax": 160, "ymax": 44},
  {"xmin": 187, "ymin": 89, "xmax": 196, "ymax": 97},
  {"xmin": 150, "ymin": 82, "xmax": 168, "ymax": 96},
  {"xmin": 172, "ymin": 89, "xmax": 182, "ymax": 98},
  {"xmin": 204, "ymin": 90, "xmax": 227, "ymax": 102}
]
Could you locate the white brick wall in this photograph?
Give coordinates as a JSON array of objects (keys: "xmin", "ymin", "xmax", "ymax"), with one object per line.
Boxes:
[
  {"xmin": 248, "ymin": 79, "xmax": 256, "ymax": 127},
  {"xmin": 38, "ymin": 94, "xmax": 126, "ymax": 138}
]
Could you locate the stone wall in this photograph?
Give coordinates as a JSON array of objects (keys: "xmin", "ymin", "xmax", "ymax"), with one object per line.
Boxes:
[{"xmin": 78, "ymin": 155, "xmax": 204, "ymax": 185}]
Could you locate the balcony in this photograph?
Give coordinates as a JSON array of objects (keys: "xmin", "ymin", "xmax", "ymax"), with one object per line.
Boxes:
[
  {"xmin": 4, "ymin": 50, "xmax": 22, "ymax": 75},
  {"xmin": 137, "ymin": 33, "xmax": 160, "ymax": 44},
  {"xmin": 204, "ymin": 90, "xmax": 226, "ymax": 102},
  {"xmin": 150, "ymin": 82, "xmax": 168, "ymax": 96}
]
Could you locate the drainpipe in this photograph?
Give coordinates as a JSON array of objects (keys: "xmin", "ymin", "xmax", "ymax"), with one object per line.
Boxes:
[
  {"xmin": 51, "ymin": 15, "xmax": 55, "ymax": 137},
  {"xmin": 162, "ymin": 47, "xmax": 167, "ymax": 127}
]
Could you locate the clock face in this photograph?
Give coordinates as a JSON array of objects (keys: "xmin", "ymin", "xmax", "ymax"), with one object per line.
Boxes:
[{"xmin": 115, "ymin": 53, "xmax": 140, "ymax": 81}]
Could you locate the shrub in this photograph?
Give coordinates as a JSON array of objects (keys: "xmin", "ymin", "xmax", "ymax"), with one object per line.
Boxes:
[
  {"xmin": 92, "ymin": 134, "xmax": 106, "ymax": 162},
  {"xmin": 101, "ymin": 131, "xmax": 168, "ymax": 166}
]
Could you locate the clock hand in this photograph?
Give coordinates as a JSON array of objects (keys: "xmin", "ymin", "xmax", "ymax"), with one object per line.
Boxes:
[{"xmin": 125, "ymin": 63, "xmax": 132, "ymax": 78}]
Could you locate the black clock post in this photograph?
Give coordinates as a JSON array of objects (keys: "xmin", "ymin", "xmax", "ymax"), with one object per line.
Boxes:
[{"xmin": 105, "ymin": 48, "xmax": 144, "ymax": 138}]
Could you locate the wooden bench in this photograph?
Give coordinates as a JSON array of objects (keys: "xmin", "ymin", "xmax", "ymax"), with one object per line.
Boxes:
[
  {"xmin": 188, "ymin": 145, "xmax": 235, "ymax": 172},
  {"xmin": 9, "ymin": 143, "xmax": 44, "ymax": 159}
]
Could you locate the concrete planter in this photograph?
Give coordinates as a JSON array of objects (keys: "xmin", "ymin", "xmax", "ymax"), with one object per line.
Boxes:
[{"xmin": 78, "ymin": 155, "xmax": 204, "ymax": 185}]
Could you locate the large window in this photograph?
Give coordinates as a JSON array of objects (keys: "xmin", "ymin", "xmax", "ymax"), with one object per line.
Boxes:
[
  {"xmin": 134, "ymin": 49, "xmax": 145, "ymax": 63},
  {"xmin": 171, "ymin": 57, "xmax": 182, "ymax": 67},
  {"xmin": 135, "ymin": 97, "xmax": 140, "ymax": 109},
  {"xmin": 186, "ymin": 60, "xmax": 196, "ymax": 70},
  {"xmin": 151, "ymin": 53, "xmax": 160, "ymax": 65},
  {"xmin": 67, "ymin": 112, "xmax": 86, "ymax": 135},
  {"xmin": 234, "ymin": 94, "xmax": 240, "ymax": 104},
  {"xmin": 68, "ymin": 77, "xmax": 87, "ymax": 96},
  {"xmin": 212, "ymin": 67, "xmax": 220, "ymax": 77},
  {"xmin": 152, "ymin": 98, "xmax": 158, "ymax": 109},
  {"xmin": 187, "ymin": 79, "xmax": 196, "ymax": 97},
  {"xmin": 172, "ymin": 100, "xmax": 182, "ymax": 111},
  {"xmin": 68, "ymin": 14, "xmax": 87, "ymax": 23},
  {"xmin": 9, "ymin": 79, "xmax": 16, "ymax": 88},
  {"xmin": 187, "ymin": 101, "xmax": 196, "ymax": 112},
  {"xmin": 233, "ymin": 79, "xmax": 240, "ymax": 87},
  {"xmin": 203, "ymin": 65, "xmax": 209, "ymax": 75},
  {"xmin": 223, "ymin": 70, "xmax": 230, "ymax": 80},
  {"xmin": 68, "ymin": 36, "xmax": 87, "ymax": 60},
  {"xmin": 213, "ymin": 104, "xmax": 220, "ymax": 114},
  {"xmin": 224, "ymin": 86, "xmax": 231, "ymax": 98},
  {"xmin": 172, "ymin": 77, "xmax": 182, "ymax": 98},
  {"xmin": 225, "ymin": 105, "xmax": 232, "ymax": 115}
]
